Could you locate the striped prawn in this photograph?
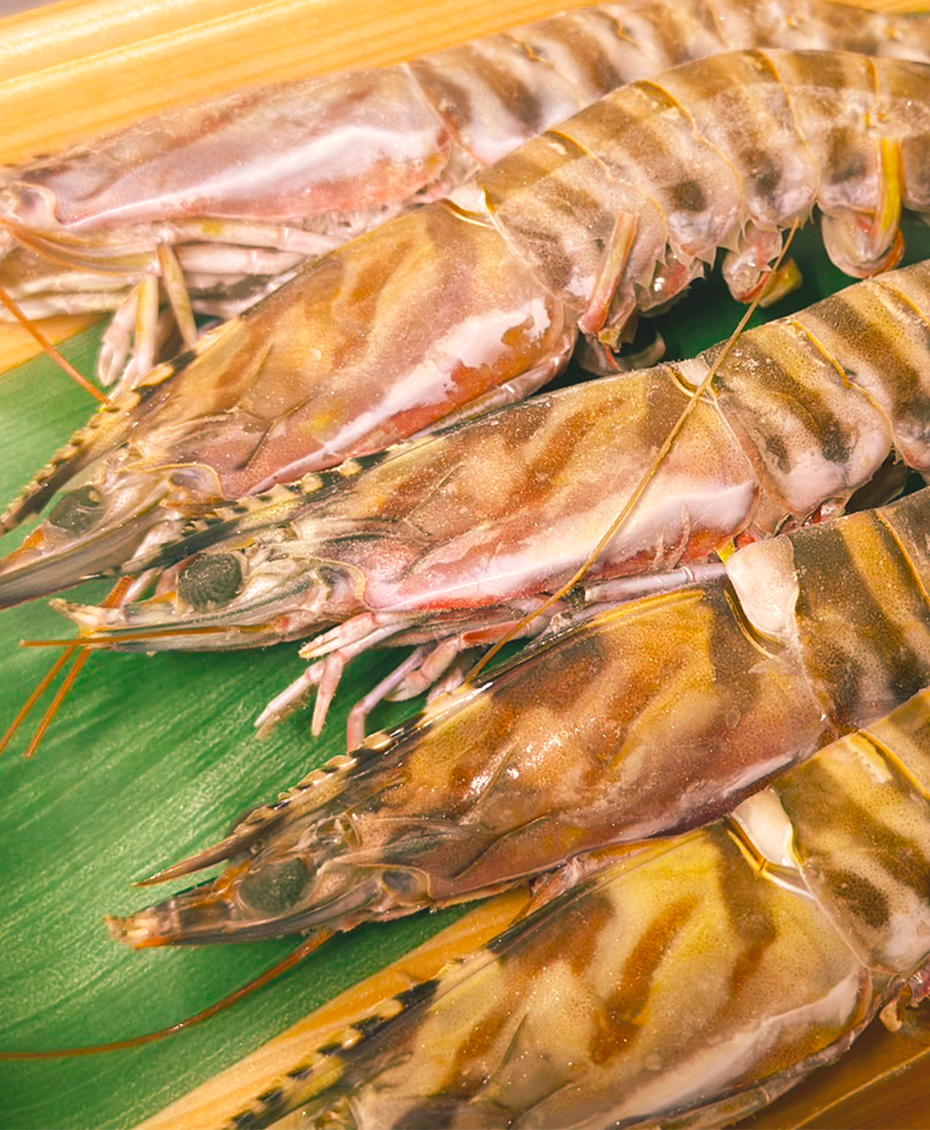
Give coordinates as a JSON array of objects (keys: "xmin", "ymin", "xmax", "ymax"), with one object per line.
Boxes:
[
  {"xmin": 180, "ymin": 682, "xmax": 930, "ymax": 1130},
  {"xmin": 2, "ymin": 46, "xmax": 930, "ymax": 619},
  {"xmin": 3, "ymin": 0, "xmax": 930, "ymax": 389},
  {"xmin": 45, "ymin": 257, "xmax": 930, "ymax": 749},
  {"xmin": 104, "ymin": 487, "xmax": 930, "ymax": 956}
]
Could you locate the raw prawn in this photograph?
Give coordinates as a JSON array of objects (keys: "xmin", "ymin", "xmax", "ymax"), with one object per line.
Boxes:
[
  {"xmin": 54, "ymin": 257, "xmax": 930, "ymax": 747},
  {"xmin": 105, "ymin": 488, "xmax": 930, "ymax": 956},
  {"xmin": 3, "ymin": 0, "xmax": 930, "ymax": 387},
  {"xmin": 202, "ymin": 682, "xmax": 930, "ymax": 1130},
  {"xmin": 2, "ymin": 48, "xmax": 930, "ymax": 615}
]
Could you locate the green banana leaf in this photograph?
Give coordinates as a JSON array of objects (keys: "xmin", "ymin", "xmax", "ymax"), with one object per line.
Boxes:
[{"xmin": 2, "ymin": 222, "xmax": 930, "ymax": 1130}]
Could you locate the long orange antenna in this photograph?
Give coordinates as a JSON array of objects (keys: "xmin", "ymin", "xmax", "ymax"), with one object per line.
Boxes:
[
  {"xmin": 0, "ymin": 931, "xmax": 329, "ymax": 1059},
  {"xmin": 0, "ymin": 646, "xmax": 75, "ymax": 757},
  {"xmin": 0, "ymin": 280, "xmax": 110, "ymax": 405},
  {"xmin": 22, "ymin": 647, "xmax": 92, "ymax": 759},
  {"xmin": 468, "ymin": 225, "xmax": 801, "ymax": 683},
  {"xmin": 0, "ymin": 577, "xmax": 133, "ymax": 760},
  {"xmin": 22, "ymin": 624, "xmax": 266, "ymax": 648}
]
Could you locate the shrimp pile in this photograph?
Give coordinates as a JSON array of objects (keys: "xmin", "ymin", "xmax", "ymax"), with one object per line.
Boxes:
[
  {"xmin": 92, "ymin": 488, "xmax": 930, "ymax": 1129},
  {"xmin": 1, "ymin": 46, "xmax": 930, "ymax": 617},
  {"xmin": 105, "ymin": 488, "xmax": 930, "ymax": 949},
  {"xmin": 3, "ymin": 3, "xmax": 930, "ymax": 1129}
]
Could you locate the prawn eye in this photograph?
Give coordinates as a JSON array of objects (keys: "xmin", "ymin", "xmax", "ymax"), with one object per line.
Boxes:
[
  {"xmin": 237, "ymin": 857, "xmax": 310, "ymax": 914},
  {"xmin": 177, "ymin": 553, "xmax": 242, "ymax": 610},
  {"xmin": 47, "ymin": 485, "xmax": 105, "ymax": 535}
]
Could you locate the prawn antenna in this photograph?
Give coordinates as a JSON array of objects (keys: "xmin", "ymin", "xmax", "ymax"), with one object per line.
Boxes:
[
  {"xmin": 0, "ymin": 577, "xmax": 132, "ymax": 760},
  {"xmin": 0, "ymin": 279, "xmax": 109, "ymax": 405},
  {"xmin": 0, "ymin": 931, "xmax": 329, "ymax": 1059},
  {"xmin": 468, "ymin": 222, "xmax": 800, "ymax": 682}
]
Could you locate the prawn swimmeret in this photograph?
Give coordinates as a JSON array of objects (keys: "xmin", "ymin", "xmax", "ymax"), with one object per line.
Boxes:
[
  {"xmin": 2, "ymin": 0, "xmax": 930, "ymax": 388},
  {"xmin": 1, "ymin": 47, "xmax": 930, "ymax": 615}
]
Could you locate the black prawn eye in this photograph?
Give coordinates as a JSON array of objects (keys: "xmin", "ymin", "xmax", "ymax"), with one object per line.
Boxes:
[
  {"xmin": 177, "ymin": 553, "xmax": 243, "ymax": 610},
  {"xmin": 47, "ymin": 484, "xmax": 105, "ymax": 535},
  {"xmin": 237, "ymin": 857, "xmax": 311, "ymax": 915}
]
